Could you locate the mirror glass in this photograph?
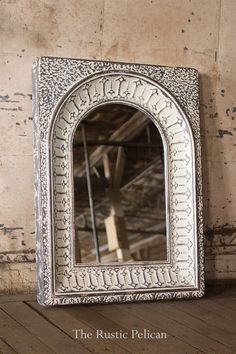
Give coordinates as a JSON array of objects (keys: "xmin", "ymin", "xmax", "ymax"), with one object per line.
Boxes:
[{"xmin": 73, "ymin": 104, "xmax": 167, "ymax": 263}]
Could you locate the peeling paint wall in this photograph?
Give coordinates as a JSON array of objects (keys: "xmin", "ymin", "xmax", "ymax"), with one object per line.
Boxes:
[{"xmin": 0, "ymin": 0, "xmax": 235, "ymax": 293}]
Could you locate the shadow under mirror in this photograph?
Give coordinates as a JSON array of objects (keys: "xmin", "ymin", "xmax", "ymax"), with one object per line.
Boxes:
[{"xmin": 73, "ymin": 104, "xmax": 167, "ymax": 264}]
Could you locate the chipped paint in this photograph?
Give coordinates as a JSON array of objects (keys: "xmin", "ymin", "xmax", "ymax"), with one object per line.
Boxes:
[
  {"xmin": 0, "ymin": 249, "xmax": 35, "ymax": 263},
  {"xmin": 217, "ymin": 129, "xmax": 233, "ymax": 138},
  {"xmin": 0, "ymin": 224, "xmax": 24, "ymax": 235}
]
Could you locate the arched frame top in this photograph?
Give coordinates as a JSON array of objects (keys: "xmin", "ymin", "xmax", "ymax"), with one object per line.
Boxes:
[{"xmin": 33, "ymin": 57, "xmax": 204, "ymax": 305}]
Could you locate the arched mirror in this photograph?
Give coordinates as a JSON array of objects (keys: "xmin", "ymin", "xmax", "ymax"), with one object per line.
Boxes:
[
  {"xmin": 33, "ymin": 57, "xmax": 204, "ymax": 306},
  {"xmin": 73, "ymin": 104, "xmax": 167, "ymax": 264}
]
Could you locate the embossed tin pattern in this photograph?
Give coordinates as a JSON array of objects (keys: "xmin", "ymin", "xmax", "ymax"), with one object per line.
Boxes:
[{"xmin": 33, "ymin": 57, "xmax": 204, "ymax": 305}]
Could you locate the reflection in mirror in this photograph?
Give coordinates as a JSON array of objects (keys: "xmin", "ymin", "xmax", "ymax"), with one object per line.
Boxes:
[{"xmin": 73, "ymin": 104, "xmax": 167, "ymax": 263}]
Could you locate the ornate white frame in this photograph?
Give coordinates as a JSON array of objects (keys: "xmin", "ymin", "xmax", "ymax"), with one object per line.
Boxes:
[{"xmin": 33, "ymin": 57, "xmax": 204, "ymax": 306}]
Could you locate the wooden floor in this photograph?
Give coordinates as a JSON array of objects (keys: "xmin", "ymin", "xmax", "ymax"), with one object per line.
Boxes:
[{"xmin": 0, "ymin": 281, "xmax": 235, "ymax": 354}]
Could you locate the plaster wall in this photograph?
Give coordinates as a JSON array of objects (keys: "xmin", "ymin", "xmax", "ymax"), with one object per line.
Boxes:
[{"xmin": 0, "ymin": 0, "xmax": 235, "ymax": 293}]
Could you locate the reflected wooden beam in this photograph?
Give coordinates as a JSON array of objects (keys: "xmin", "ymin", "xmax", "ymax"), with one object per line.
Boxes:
[
  {"xmin": 76, "ymin": 226, "xmax": 166, "ymax": 236},
  {"xmin": 89, "ymin": 233, "xmax": 167, "ymax": 262},
  {"xmin": 74, "ymin": 141, "xmax": 162, "ymax": 148},
  {"xmin": 113, "ymin": 147, "xmax": 125, "ymax": 189},
  {"xmin": 102, "ymin": 153, "xmax": 132, "ymax": 262},
  {"xmin": 75, "ymin": 111, "xmax": 150, "ymax": 177}
]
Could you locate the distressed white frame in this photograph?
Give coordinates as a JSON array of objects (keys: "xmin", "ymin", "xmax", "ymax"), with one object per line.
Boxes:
[{"xmin": 33, "ymin": 57, "xmax": 204, "ymax": 306}]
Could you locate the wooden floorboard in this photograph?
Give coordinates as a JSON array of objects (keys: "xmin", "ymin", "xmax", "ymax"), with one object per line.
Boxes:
[
  {"xmin": 91, "ymin": 302, "xmax": 204, "ymax": 353},
  {"xmin": 211, "ymin": 297, "xmax": 236, "ymax": 311},
  {"xmin": 171, "ymin": 301, "xmax": 236, "ymax": 351},
  {"xmin": 153, "ymin": 300, "xmax": 235, "ymax": 352},
  {"xmin": 0, "ymin": 307, "xmax": 52, "ymax": 353},
  {"xmin": 194, "ymin": 298, "xmax": 236, "ymax": 325},
  {"xmin": 0, "ymin": 338, "xmax": 16, "ymax": 354},
  {"xmin": 0, "ymin": 281, "xmax": 235, "ymax": 354},
  {"xmin": 173, "ymin": 300, "xmax": 235, "ymax": 335},
  {"xmin": 28, "ymin": 301, "xmax": 129, "ymax": 354},
  {"xmin": 64, "ymin": 305, "xmax": 145, "ymax": 353},
  {"xmin": 94, "ymin": 301, "xmax": 233, "ymax": 353},
  {"xmin": 0, "ymin": 302, "xmax": 89, "ymax": 354}
]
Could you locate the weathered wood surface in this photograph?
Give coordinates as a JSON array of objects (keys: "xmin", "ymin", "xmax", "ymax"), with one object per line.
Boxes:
[{"xmin": 0, "ymin": 281, "xmax": 235, "ymax": 353}]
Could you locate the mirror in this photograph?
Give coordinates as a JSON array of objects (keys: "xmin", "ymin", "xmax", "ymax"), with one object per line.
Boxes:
[
  {"xmin": 73, "ymin": 104, "xmax": 167, "ymax": 263},
  {"xmin": 33, "ymin": 57, "xmax": 204, "ymax": 306}
]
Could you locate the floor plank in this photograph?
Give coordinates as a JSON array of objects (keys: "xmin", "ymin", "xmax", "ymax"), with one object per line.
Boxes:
[
  {"xmin": 171, "ymin": 301, "xmax": 236, "ymax": 350},
  {"xmin": 154, "ymin": 300, "xmax": 236, "ymax": 352},
  {"xmin": 144, "ymin": 301, "xmax": 234, "ymax": 353},
  {"xmin": 28, "ymin": 300, "xmax": 128, "ymax": 354},
  {"xmin": 195, "ymin": 298, "xmax": 236, "ymax": 323},
  {"xmin": 0, "ymin": 302, "xmax": 90, "ymax": 354},
  {"xmin": 0, "ymin": 338, "xmax": 16, "ymax": 354},
  {"xmin": 0, "ymin": 307, "xmax": 53, "ymax": 353},
  {"xmin": 64, "ymin": 305, "xmax": 145, "ymax": 354},
  {"xmin": 0, "ymin": 281, "xmax": 235, "ymax": 354},
  {"xmin": 65, "ymin": 303, "xmax": 200, "ymax": 353},
  {"xmin": 173, "ymin": 299, "xmax": 235, "ymax": 335},
  {"xmin": 92, "ymin": 302, "xmax": 203, "ymax": 353},
  {"xmin": 94, "ymin": 303, "xmax": 233, "ymax": 353},
  {"xmin": 211, "ymin": 297, "xmax": 236, "ymax": 311}
]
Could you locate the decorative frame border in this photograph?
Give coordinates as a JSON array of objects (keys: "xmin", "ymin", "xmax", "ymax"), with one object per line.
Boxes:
[{"xmin": 32, "ymin": 57, "xmax": 204, "ymax": 306}]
